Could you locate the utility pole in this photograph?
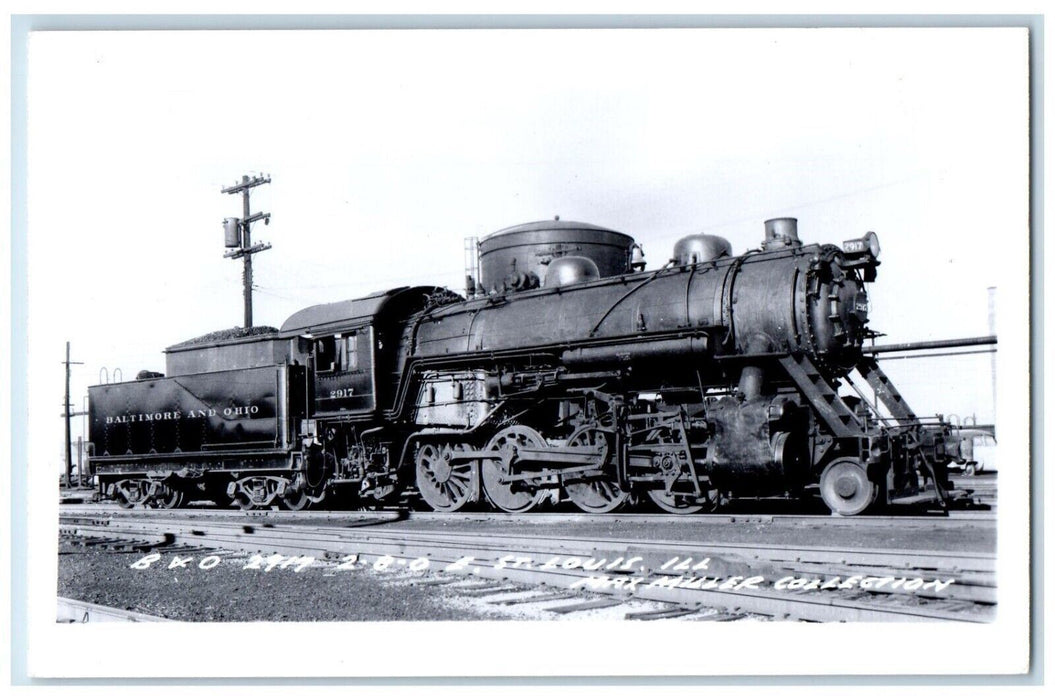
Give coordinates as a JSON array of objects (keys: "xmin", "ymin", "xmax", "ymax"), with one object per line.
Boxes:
[
  {"xmin": 222, "ymin": 174, "xmax": 272, "ymax": 328},
  {"xmin": 988, "ymin": 286, "xmax": 996, "ymax": 438},
  {"xmin": 61, "ymin": 341, "xmax": 84, "ymax": 488}
]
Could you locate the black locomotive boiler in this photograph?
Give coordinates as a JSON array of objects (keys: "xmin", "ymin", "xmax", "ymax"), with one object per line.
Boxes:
[{"xmin": 88, "ymin": 217, "xmax": 964, "ymax": 515}]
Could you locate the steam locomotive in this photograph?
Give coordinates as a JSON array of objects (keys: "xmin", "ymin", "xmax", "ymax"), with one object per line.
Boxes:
[{"xmin": 88, "ymin": 217, "xmax": 965, "ymax": 515}]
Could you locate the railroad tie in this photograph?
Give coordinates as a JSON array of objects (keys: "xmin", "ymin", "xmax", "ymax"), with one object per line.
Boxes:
[
  {"xmin": 403, "ymin": 577, "xmax": 462, "ymax": 586},
  {"xmin": 440, "ymin": 580, "xmax": 507, "ymax": 591},
  {"xmin": 458, "ymin": 585, "xmax": 525, "ymax": 597},
  {"xmin": 625, "ymin": 605, "xmax": 700, "ymax": 621},
  {"xmin": 111, "ymin": 540, "xmax": 161, "ymax": 552},
  {"xmin": 81, "ymin": 537, "xmax": 122, "ymax": 546},
  {"xmin": 546, "ymin": 598, "xmax": 625, "ymax": 614},
  {"xmin": 490, "ymin": 591, "xmax": 577, "ymax": 606},
  {"xmin": 408, "ymin": 577, "xmax": 461, "ymax": 587}
]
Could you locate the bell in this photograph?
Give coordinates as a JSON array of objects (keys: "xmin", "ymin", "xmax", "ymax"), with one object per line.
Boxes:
[{"xmin": 629, "ymin": 243, "xmax": 646, "ymax": 271}]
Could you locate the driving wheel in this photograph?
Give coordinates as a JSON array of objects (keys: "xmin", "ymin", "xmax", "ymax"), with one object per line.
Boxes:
[
  {"xmin": 641, "ymin": 426, "xmax": 716, "ymax": 514},
  {"xmin": 563, "ymin": 428, "xmax": 628, "ymax": 514},
  {"xmin": 481, "ymin": 426, "xmax": 547, "ymax": 513},
  {"xmin": 416, "ymin": 442, "xmax": 477, "ymax": 512}
]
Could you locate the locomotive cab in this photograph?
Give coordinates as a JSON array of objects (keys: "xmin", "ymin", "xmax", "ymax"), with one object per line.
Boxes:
[
  {"xmin": 310, "ymin": 327, "xmax": 376, "ymax": 414},
  {"xmin": 280, "ymin": 286, "xmax": 453, "ymax": 419}
]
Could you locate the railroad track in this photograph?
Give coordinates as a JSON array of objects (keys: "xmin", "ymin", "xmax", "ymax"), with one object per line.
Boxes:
[
  {"xmin": 57, "ymin": 596, "xmax": 171, "ymax": 623},
  {"xmin": 59, "ymin": 503, "xmax": 997, "ymax": 529},
  {"xmin": 61, "ymin": 471, "xmax": 999, "ymax": 513},
  {"xmin": 59, "ymin": 510, "xmax": 996, "ymax": 623}
]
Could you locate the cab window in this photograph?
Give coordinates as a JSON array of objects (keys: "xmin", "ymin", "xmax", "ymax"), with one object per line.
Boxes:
[
  {"xmin": 316, "ymin": 332, "xmax": 360, "ymax": 374},
  {"xmin": 338, "ymin": 332, "xmax": 358, "ymax": 371},
  {"xmin": 315, "ymin": 337, "xmax": 337, "ymax": 373}
]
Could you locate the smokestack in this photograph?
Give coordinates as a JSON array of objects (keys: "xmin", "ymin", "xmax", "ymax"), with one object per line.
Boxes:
[{"xmin": 763, "ymin": 217, "xmax": 801, "ymax": 250}]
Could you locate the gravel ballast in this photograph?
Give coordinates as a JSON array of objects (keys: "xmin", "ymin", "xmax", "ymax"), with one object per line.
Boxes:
[{"xmin": 57, "ymin": 538, "xmax": 527, "ymax": 622}]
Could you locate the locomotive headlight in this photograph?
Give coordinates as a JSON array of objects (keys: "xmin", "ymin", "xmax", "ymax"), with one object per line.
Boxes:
[
  {"xmin": 842, "ymin": 231, "xmax": 881, "ymax": 260},
  {"xmin": 865, "ymin": 231, "xmax": 880, "ymax": 258}
]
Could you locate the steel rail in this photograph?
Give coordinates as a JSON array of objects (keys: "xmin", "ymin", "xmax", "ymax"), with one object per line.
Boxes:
[
  {"xmin": 58, "ymin": 504, "xmax": 997, "ymax": 528},
  {"xmin": 346, "ymin": 529, "xmax": 997, "ymax": 589},
  {"xmin": 61, "ymin": 521, "xmax": 987, "ymax": 622},
  {"xmin": 57, "ymin": 596, "xmax": 172, "ymax": 623},
  {"xmin": 60, "ymin": 513, "xmax": 996, "ymax": 575},
  {"xmin": 309, "ymin": 525, "xmax": 998, "ymax": 575},
  {"xmin": 61, "ymin": 515, "xmax": 995, "ymax": 621},
  {"xmin": 276, "ymin": 523, "xmax": 999, "ymax": 601}
]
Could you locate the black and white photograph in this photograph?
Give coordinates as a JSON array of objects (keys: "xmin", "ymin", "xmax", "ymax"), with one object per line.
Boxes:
[{"xmin": 12, "ymin": 13, "xmax": 1035, "ymax": 682}]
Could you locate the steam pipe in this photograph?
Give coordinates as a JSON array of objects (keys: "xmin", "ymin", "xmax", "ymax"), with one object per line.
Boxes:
[
  {"xmin": 738, "ymin": 334, "xmax": 772, "ymax": 401},
  {"xmin": 865, "ymin": 335, "xmax": 997, "ymax": 355}
]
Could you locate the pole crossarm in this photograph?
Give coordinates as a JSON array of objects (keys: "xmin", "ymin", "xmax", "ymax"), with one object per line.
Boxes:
[
  {"xmin": 243, "ymin": 211, "xmax": 271, "ymax": 225},
  {"xmin": 221, "ymin": 175, "xmax": 271, "ymax": 194},
  {"xmin": 224, "ymin": 242, "xmax": 272, "ymax": 260}
]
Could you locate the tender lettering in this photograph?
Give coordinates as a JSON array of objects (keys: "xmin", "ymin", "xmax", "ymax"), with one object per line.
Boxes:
[{"xmin": 103, "ymin": 405, "xmax": 262, "ymax": 423}]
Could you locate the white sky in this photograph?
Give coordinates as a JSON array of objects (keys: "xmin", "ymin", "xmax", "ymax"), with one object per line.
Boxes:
[{"xmin": 26, "ymin": 28, "xmax": 1028, "ymax": 473}]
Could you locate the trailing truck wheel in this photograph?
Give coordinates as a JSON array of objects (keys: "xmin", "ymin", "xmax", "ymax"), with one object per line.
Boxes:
[
  {"xmin": 282, "ymin": 452, "xmax": 331, "ymax": 511},
  {"xmin": 819, "ymin": 458, "xmax": 877, "ymax": 516},
  {"xmin": 646, "ymin": 489, "xmax": 718, "ymax": 514},
  {"xmin": 563, "ymin": 428, "xmax": 628, "ymax": 514},
  {"xmin": 234, "ymin": 492, "xmax": 256, "ymax": 511},
  {"xmin": 481, "ymin": 426, "xmax": 548, "ymax": 513},
  {"xmin": 281, "ymin": 490, "xmax": 313, "ymax": 511},
  {"xmin": 154, "ymin": 486, "xmax": 185, "ymax": 509},
  {"xmin": 112, "ymin": 479, "xmax": 150, "ymax": 509},
  {"xmin": 416, "ymin": 442, "xmax": 477, "ymax": 512},
  {"xmin": 114, "ymin": 490, "xmax": 137, "ymax": 509}
]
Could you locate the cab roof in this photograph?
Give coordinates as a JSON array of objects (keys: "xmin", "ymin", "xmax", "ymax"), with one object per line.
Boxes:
[{"xmin": 279, "ymin": 286, "xmax": 457, "ymax": 336}]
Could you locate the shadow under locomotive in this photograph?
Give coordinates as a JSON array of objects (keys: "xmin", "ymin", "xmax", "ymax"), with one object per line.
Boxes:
[{"xmin": 87, "ymin": 217, "xmax": 973, "ymax": 516}]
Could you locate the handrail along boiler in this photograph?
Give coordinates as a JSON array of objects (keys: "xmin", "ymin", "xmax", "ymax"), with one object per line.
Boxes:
[{"xmin": 88, "ymin": 217, "xmax": 965, "ymax": 515}]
